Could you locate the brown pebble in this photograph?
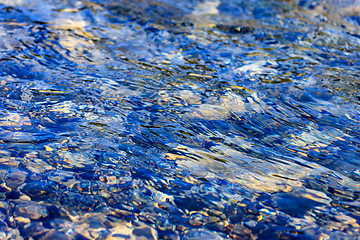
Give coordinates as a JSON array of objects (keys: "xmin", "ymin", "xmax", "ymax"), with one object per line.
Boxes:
[{"xmin": 176, "ymin": 225, "xmax": 186, "ymax": 232}]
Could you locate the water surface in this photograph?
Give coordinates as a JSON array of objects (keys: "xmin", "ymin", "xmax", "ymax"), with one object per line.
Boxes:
[{"xmin": 0, "ymin": 0, "xmax": 360, "ymax": 239}]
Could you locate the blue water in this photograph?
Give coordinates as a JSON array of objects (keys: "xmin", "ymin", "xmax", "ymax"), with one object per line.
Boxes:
[{"xmin": 0, "ymin": 0, "xmax": 360, "ymax": 239}]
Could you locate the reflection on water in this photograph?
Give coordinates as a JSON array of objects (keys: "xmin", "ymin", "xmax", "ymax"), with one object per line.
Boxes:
[{"xmin": 0, "ymin": 0, "xmax": 359, "ymax": 239}]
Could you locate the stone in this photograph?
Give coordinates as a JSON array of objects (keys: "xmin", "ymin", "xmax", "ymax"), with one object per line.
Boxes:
[
  {"xmin": 14, "ymin": 204, "xmax": 48, "ymax": 220},
  {"xmin": 5, "ymin": 171, "xmax": 27, "ymax": 189},
  {"xmin": 183, "ymin": 229, "xmax": 224, "ymax": 240},
  {"xmin": 132, "ymin": 225, "xmax": 158, "ymax": 240}
]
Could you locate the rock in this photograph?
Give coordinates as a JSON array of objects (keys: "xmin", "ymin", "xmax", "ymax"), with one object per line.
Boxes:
[
  {"xmin": 132, "ymin": 224, "xmax": 158, "ymax": 240},
  {"xmin": 23, "ymin": 159, "xmax": 54, "ymax": 173},
  {"xmin": 6, "ymin": 215, "xmax": 17, "ymax": 228},
  {"xmin": 14, "ymin": 216, "xmax": 31, "ymax": 228},
  {"xmin": 20, "ymin": 180, "xmax": 58, "ymax": 200},
  {"xmin": 0, "ymin": 201, "xmax": 11, "ymax": 215},
  {"xmin": 0, "ymin": 157, "xmax": 20, "ymax": 168},
  {"xmin": 19, "ymin": 195, "xmax": 31, "ymax": 201},
  {"xmin": 48, "ymin": 170, "xmax": 76, "ymax": 188},
  {"xmin": 5, "ymin": 171, "xmax": 27, "ymax": 189},
  {"xmin": 158, "ymin": 230, "xmax": 180, "ymax": 240},
  {"xmin": 189, "ymin": 212, "xmax": 208, "ymax": 227},
  {"xmin": 183, "ymin": 229, "xmax": 224, "ymax": 240},
  {"xmin": 0, "ymin": 227, "xmax": 22, "ymax": 240},
  {"xmin": 0, "ymin": 112, "xmax": 31, "ymax": 127},
  {"xmin": 0, "ymin": 183, "xmax": 11, "ymax": 193},
  {"xmin": 228, "ymin": 224, "xmax": 254, "ymax": 240},
  {"xmin": 14, "ymin": 204, "xmax": 48, "ymax": 220},
  {"xmin": 207, "ymin": 220, "xmax": 227, "ymax": 232},
  {"xmin": 46, "ymin": 205, "xmax": 75, "ymax": 222},
  {"xmin": 20, "ymin": 221, "xmax": 49, "ymax": 239},
  {"xmin": 40, "ymin": 229, "xmax": 72, "ymax": 240},
  {"xmin": 59, "ymin": 151, "xmax": 93, "ymax": 169},
  {"xmin": 5, "ymin": 191, "xmax": 21, "ymax": 200},
  {"xmin": 106, "ymin": 223, "xmax": 133, "ymax": 240},
  {"xmin": 208, "ymin": 209, "xmax": 224, "ymax": 217},
  {"xmin": 0, "ymin": 219, "xmax": 8, "ymax": 228}
]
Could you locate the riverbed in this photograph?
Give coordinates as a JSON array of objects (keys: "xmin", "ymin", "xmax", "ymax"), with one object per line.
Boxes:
[{"xmin": 0, "ymin": 0, "xmax": 359, "ymax": 239}]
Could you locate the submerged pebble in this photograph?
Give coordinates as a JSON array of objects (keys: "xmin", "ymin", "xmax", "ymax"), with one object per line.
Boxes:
[{"xmin": 14, "ymin": 204, "xmax": 48, "ymax": 220}]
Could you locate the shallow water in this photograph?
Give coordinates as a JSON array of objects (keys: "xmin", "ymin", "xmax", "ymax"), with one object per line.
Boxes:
[{"xmin": 0, "ymin": 0, "xmax": 359, "ymax": 239}]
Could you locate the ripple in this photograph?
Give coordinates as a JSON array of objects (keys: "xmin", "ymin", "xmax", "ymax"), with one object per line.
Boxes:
[{"xmin": 0, "ymin": 0, "xmax": 359, "ymax": 239}]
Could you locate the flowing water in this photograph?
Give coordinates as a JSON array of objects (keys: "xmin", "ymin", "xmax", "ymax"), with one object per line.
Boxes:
[{"xmin": 0, "ymin": 0, "xmax": 360, "ymax": 239}]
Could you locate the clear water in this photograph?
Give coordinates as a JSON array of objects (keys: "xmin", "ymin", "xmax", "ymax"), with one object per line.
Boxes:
[{"xmin": 0, "ymin": 0, "xmax": 359, "ymax": 239}]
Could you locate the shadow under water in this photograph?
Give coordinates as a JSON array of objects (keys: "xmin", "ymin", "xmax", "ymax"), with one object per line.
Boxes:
[{"xmin": 0, "ymin": 0, "xmax": 359, "ymax": 239}]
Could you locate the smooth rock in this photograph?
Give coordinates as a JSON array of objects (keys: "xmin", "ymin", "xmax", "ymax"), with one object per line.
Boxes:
[
  {"xmin": 132, "ymin": 225, "xmax": 158, "ymax": 240},
  {"xmin": 14, "ymin": 204, "xmax": 48, "ymax": 220}
]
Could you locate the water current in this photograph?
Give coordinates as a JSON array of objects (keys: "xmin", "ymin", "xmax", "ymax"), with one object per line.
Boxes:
[{"xmin": 0, "ymin": 0, "xmax": 360, "ymax": 239}]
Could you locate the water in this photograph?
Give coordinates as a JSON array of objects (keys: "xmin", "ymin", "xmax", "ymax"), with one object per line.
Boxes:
[{"xmin": 0, "ymin": 0, "xmax": 359, "ymax": 239}]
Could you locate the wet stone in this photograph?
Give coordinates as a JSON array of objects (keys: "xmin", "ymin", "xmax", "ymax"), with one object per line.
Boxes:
[
  {"xmin": 0, "ymin": 182, "xmax": 11, "ymax": 193},
  {"xmin": 273, "ymin": 193, "xmax": 324, "ymax": 217},
  {"xmin": 41, "ymin": 229, "xmax": 71, "ymax": 240},
  {"xmin": 0, "ymin": 212, "xmax": 6, "ymax": 222},
  {"xmin": 5, "ymin": 190, "xmax": 22, "ymax": 200},
  {"xmin": 23, "ymin": 159, "xmax": 55, "ymax": 173},
  {"xmin": 158, "ymin": 230, "xmax": 180, "ymax": 240},
  {"xmin": 14, "ymin": 204, "xmax": 48, "ymax": 220},
  {"xmin": 46, "ymin": 205, "xmax": 74, "ymax": 221},
  {"xmin": 228, "ymin": 224, "xmax": 254, "ymax": 240},
  {"xmin": 0, "ymin": 157, "xmax": 20, "ymax": 168},
  {"xmin": 183, "ymin": 229, "xmax": 224, "ymax": 240},
  {"xmin": 132, "ymin": 224, "xmax": 158, "ymax": 240},
  {"xmin": 20, "ymin": 180, "xmax": 58, "ymax": 200},
  {"xmin": 20, "ymin": 221, "xmax": 49, "ymax": 239},
  {"xmin": 73, "ymin": 222, "xmax": 108, "ymax": 239},
  {"xmin": 6, "ymin": 215, "xmax": 17, "ymax": 228},
  {"xmin": 207, "ymin": 220, "xmax": 227, "ymax": 232},
  {"xmin": 0, "ymin": 201, "xmax": 11, "ymax": 215},
  {"xmin": 19, "ymin": 195, "xmax": 31, "ymax": 201},
  {"xmin": 47, "ymin": 218, "xmax": 73, "ymax": 230},
  {"xmin": 0, "ymin": 219, "xmax": 8, "ymax": 228},
  {"xmin": 105, "ymin": 223, "xmax": 133, "ymax": 240},
  {"xmin": 0, "ymin": 228, "xmax": 22, "ymax": 240},
  {"xmin": 189, "ymin": 212, "xmax": 209, "ymax": 227},
  {"xmin": 5, "ymin": 170, "xmax": 27, "ymax": 189},
  {"xmin": 14, "ymin": 216, "xmax": 31, "ymax": 228}
]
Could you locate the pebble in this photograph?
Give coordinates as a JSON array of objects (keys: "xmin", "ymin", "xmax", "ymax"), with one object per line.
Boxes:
[
  {"xmin": 189, "ymin": 212, "xmax": 208, "ymax": 227},
  {"xmin": 0, "ymin": 201, "xmax": 11, "ymax": 215},
  {"xmin": 60, "ymin": 151, "xmax": 93, "ymax": 169},
  {"xmin": 14, "ymin": 204, "xmax": 48, "ymax": 220},
  {"xmin": 5, "ymin": 171, "xmax": 27, "ymax": 189},
  {"xmin": 208, "ymin": 209, "xmax": 224, "ymax": 217},
  {"xmin": 23, "ymin": 159, "xmax": 54, "ymax": 173},
  {"xmin": 0, "ymin": 183, "xmax": 11, "ymax": 192},
  {"xmin": 228, "ymin": 223, "xmax": 254, "ymax": 240},
  {"xmin": 21, "ymin": 221, "xmax": 49, "ymax": 239},
  {"xmin": 105, "ymin": 223, "xmax": 133, "ymax": 240},
  {"xmin": 14, "ymin": 216, "xmax": 31, "ymax": 226},
  {"xmin": 132, "ymin": 224, "xmax": 158, "ymax": 240},
  {"xmin": 158, "ymin": 229, "xmax": 180, "ymax": 240},
  {"xmin": 183, "ymin": 229, "xmax": 224, "ymax": 240},
  {"xmin": 20, "ymin": 180, "xmax": 57, "ymax": 200},
  {"xmin": 19, "ymin": 195, "xmax": 31, "ymax": 201},
  {"xmin": 0, "ymin": 228, "xmax": 22, "ymax": 240},
  {"xmin": 40, "ymin": 229, "xmax": 71, "ymax": 240},
  {"xmin": 0, "ymin": 157, "xmax": 20, "ymax": 168},
  {"xmin": 207, "ymin": 220, "xmax": 227, "ymax": 232}
]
